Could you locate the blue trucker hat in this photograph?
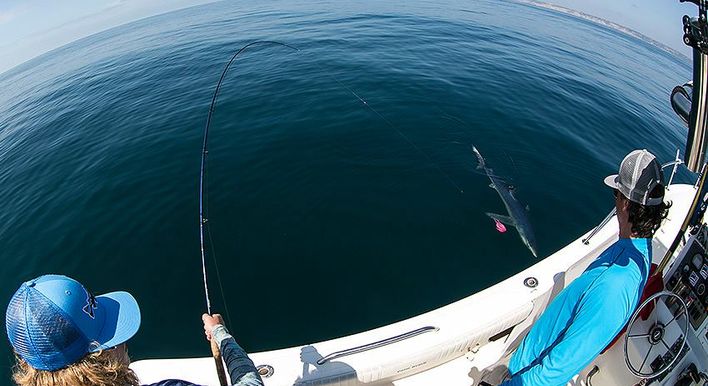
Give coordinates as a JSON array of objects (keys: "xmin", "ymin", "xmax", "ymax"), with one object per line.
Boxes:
[{"xmin": 5, "ymin": 274, "xmax": 141, "ymax": 371}]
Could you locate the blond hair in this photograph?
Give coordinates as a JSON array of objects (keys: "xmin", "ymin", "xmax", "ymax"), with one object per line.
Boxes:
[{"xmin": 12, "ymin": 346, "xmax": 140, "ymax": 386}]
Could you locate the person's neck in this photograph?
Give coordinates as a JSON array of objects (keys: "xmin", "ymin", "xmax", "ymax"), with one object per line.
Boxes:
[
  {"xmin": 618, "ymin": 227, "xmax": 635, "ymax": 239},
  {"xmin": 616, "ymin": 201, "xmax": 643, "ymax": 239},
  {"xmin": 618, "ymin": 217, "xmax": 636, "ymax": 239}
]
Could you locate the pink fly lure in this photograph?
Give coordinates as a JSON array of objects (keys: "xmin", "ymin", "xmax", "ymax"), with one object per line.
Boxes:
[{"xmin": 494, "ymin": 218, "xmax": 507, "ymax": 233}]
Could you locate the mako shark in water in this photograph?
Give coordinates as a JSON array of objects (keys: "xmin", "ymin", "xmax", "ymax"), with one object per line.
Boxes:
[{"xmin": 472, "ymin": 146, "xmax": 538, "ymax": 257}]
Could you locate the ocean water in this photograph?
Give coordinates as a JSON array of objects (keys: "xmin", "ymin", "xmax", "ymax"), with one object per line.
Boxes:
[{"xmin": 0, "ymin": 0, "xmax": 693, "ymax": 382}]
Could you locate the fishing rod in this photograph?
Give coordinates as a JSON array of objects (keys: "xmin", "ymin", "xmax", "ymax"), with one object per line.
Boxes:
[
  {"xmin": 199, "ymin": 40, "xmax": 298, "ymax": 317},
  {"xmin": 198, "ymin": 39, "xmax": 466, "ymax": 383},
  {"xmin": 198, "ymin": 40, "xmax": 299, "ymax": 386}
]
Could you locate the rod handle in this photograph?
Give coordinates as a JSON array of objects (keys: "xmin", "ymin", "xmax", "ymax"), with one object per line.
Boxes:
[{"xmin": 210, "ymin": 314, "xmax": 229, "ymax": 386}]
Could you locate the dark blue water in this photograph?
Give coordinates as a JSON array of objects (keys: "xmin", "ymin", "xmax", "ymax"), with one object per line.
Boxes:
[{"xmin": 0, "ymin": 0, "xmax": 693, "ymax": 381}]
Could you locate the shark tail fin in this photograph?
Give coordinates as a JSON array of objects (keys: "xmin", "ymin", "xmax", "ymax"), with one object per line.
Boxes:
[
  {"xmin": 471, "ymin": 145, "xmax": 485, "ymax": 169},
  {"xmin": 486, "ymin": 212, "xmax": 516, "ymax": 227}
]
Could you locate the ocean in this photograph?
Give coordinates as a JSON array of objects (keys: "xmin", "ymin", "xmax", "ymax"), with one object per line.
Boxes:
[{"xmin": 0, "ymin": 0, "xmax": 693, "ymax": 382}]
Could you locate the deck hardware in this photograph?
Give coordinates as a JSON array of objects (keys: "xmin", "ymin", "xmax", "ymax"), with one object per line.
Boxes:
[
  {"xmin": 585, "ymin": 366, "xmax": 599, "ymax": 386},
  {"xmin": 666, "ymin": 150, "xmax": 684, "ymax": 187},
  {"xmin": 488, "ymin": 326, "xmax": 515, "ymax": 342},
  {"xmin": 523, "ymin": 277, "xmax": 538, "ymax": 288},
  {"xmin": 257, "ymin": 364, "xmax": 274, "ymax": 378},
  {"xmin": 316, "ymin": 326, "xmax": 439, "ymax": 365}
]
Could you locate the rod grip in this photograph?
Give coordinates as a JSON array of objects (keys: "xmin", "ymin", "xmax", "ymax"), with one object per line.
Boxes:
[{"xmin": 210, "ymin": 314, "xmax": 229, "ymax": 386}]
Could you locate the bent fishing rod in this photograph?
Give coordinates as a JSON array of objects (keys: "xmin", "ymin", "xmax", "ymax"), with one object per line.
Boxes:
[
  {"xmin": 198, "ymin": 41, "xmax": 299, "ymax": 386},
  {"xmin": 199, "ymin": 40, "xmax": 299, "ymax": 316},
  {"xmin": 197, "ymin": 39, "xmax": 466, "ymax": 384}
]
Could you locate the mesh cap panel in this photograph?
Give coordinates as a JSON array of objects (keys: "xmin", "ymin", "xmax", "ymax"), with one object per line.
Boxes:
[
  {"xmin": 613, "ymin": 150, "xmax": 664, "ymax": 206},
  {"xmin": 6, "ymin": 284, "xmax": 89, "ymax": 370},
  {"xmin": 617, "ymin": 152, "xmax": 638, "ymax": 200}
]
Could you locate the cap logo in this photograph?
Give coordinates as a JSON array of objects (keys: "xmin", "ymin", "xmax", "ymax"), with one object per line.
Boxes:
[{"xmin": 82, "ymin": 291, "xmax": 98, "ymax": 319}]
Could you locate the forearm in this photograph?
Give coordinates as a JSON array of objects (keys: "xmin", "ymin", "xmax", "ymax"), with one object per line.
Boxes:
[{"xmin": 212, "ymin": 325, "xmax": 264, "ymax": 386}]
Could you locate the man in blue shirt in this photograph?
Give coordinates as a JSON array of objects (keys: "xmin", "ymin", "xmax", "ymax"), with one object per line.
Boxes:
[{"xmin": 497, "ymin": 149, "xmax": 672, "ymax": 386}]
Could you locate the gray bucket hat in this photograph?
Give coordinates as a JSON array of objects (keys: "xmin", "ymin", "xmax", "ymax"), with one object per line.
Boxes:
[{"xmin": 604, "ymin": 149, "xmax": 664, "ymax": 206}]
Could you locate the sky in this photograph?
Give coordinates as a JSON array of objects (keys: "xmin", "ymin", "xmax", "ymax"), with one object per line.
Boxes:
[
  {"xmin": 0, "ymin": 0, "xmax": 218, "ymax": 74},
  {"xmin": 0, "ymin": 0, "xmax": 701, "ymax": 74},
  {"xmin": 546, "ymin": 0, "xmax": 696, "ymax": 57}
]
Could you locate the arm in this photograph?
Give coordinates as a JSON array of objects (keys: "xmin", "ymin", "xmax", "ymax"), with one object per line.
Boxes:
[
  {"xmin": 203, "ymin": 314, "xmax": 264, "ymax": 386},
  {"xmin": 212, "ymin": 325, "xmax": 264, "ymax": 386},
  {"xmin": 501, "ymin": 284, "xmax": 631, "ymax": 386}
]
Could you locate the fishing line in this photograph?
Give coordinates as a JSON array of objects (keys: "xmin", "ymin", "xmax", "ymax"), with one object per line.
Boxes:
[
  {"xmin": 199, "ymin": 40, "xmax": 464, "ymax": 315},
  {"xmin": 505, "ymin": 151, "xmax": 520, "ymax": 181},
  {"xmin": 439, "ymin": 112, "xmax": 514, "ymax": 183},
  {"xmin": 202, "ymin": 149, "xmax": 234, "ymax": 324},
  {"xmin": 312, "ymin": 68, "xmax": 465, "ymax": 194}
]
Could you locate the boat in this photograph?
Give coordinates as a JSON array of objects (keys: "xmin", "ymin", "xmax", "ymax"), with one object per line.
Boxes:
[{"xmin": 132, "ymin": 2, "xmax": 708, "ymax": 385}]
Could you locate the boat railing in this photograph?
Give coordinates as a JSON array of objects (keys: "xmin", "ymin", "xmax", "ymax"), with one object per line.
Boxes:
[{"xmin": 316, "ymin": 326, "xmax": 439, "ymax": 365}]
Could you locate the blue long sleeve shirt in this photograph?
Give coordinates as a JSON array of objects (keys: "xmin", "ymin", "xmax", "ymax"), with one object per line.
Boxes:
[
  {"xmin": 143, "ymin": 325, "xmax": 264, "ymax": 386},
  {"xmin": 501, "ymin": 238, "xmax": 651, "ymax": 386}
]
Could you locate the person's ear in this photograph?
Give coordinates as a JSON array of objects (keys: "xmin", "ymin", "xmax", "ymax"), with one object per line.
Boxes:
[{"xmin": 620, "ymin": 196, "xmax": 630, "ymax": 212}]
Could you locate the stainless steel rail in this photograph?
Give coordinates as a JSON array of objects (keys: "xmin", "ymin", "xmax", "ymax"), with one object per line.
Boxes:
[
  {"xmin": 686, "ymin": 50, "xmax": 708, "ymax": 172},
  {"xmin": 582, "ymin": 208, "xmax": 616, "ymax": 246},
  {"xmin": 316, "ymin": 326, "xmax": 439, "ymax": 365}
]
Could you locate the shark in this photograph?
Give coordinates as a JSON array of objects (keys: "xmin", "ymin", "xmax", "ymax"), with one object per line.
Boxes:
[{"xmin": 472, "ymin": 146, "xmax": 539, "ymax": 257}]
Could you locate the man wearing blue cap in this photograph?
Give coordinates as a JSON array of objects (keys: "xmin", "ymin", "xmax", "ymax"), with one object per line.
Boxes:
[{"xmin": 5, "ymin": 274, "xmax": 264, "ymax": 386}]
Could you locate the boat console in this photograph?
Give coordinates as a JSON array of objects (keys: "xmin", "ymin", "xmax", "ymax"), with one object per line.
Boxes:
[
  {"xmin": 621, "ymin": 224, "xmax": 708, "ymax": 385},
  {"xmin": 643, "ymin": 1, "xmax": 708, "ymax": 383},
  {"xmin": 666, "ymin": 226, "xmax": 708, "ymax": 331},
  {"xmin": 661, "ymin": 224, "xmax": 708, "ymax": 385}
]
